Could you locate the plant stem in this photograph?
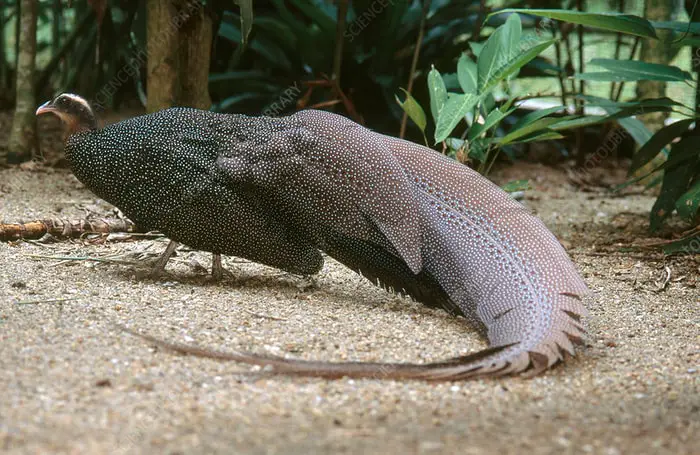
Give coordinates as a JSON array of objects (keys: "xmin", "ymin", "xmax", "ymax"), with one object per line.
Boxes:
[
  {"xmin": 614, "ymin": 36, "xmax": 640, "ymax": 101},
  {"xmin": 552, "ymin": 27, "xmax": 567, "ymax": 106},
  {"xmin": 332, "ymin": 0, "xmax": 349, "ymax": 87},
  {"xmin": 609, "ymin": 0, "xmax": 626, "ymax": 99},
  {"xmin": 399, "ymin": 0, "xmax": 432, "ymax": 139}
]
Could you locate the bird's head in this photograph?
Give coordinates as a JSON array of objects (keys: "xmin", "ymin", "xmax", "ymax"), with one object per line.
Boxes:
[{"xmin": 36, "ymin": 93, "xmax": 98, "ymax": 135}]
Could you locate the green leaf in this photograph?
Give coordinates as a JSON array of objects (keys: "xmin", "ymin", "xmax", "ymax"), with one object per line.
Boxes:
[
  {"xmin": 629, "ymin": 119, "xmax": 694, "ymax": 174},
  {"xmin": 479, "ymin": 39, "xmax": 556, "ymax": 95},
  {"xmin": 576, "ymin": 95, "xmax": 688, "ymax": 112},
  {"xmin": 675, "ymin": 180, "xmax": 700, "ymax": 223},
  {"xmin": 501, "ymin": 14, "xmax": 522, "ymax": 57},
  {"xmin": 234, "ymin": 0, "xmax": 254, "ymax": 46},
  {"xmin": 468, "ymin": 107, "xmax": 513, "ymax": 141},
  {"xmin": 498, "ymin": 117, "xmax": 568, "ymax": 145},
  {"xmin": 457, "ymin": 54, "xmax": 478, "ymax": 95},
  {"xmin": 434, "ymin": 93, "xmax": 479, "ymax": 143},
  {"xmin": 507, "ymin": 130, "xmax": 565, "ymax": 144},
  {"xmin": 427, "ymin": 66, "xmax": 447, "ymax": 124},
  {"xmin": 661, "ymin": 234, "xmax": 700, "ymax": 255},
  {"xmin": 510, "ymin": 105, "xmax": 567, "ymax": 132},
  {"xmin": 469, "ymin": 41, "xmax": 484, "ymax": 58},
  {"xmin": 671, "ymin": 36, "xmax": 700, "ymax": 48},
  {"xmin": 395, "ymin": 88, "xmax": 427, "ymax": 134},
  {"xmin": 467, "ymin": 138, "xmax": 488, "ymax": 162},
  {"xmin": 501, "ymin": 179, "xmax": 531, "ymax": 192},
  {"xmin": 477, "ymin": 14, "xmax": 522, "ymax": 92},
  {"xmin": 477, "ymin": 22, "xmax": 505, "ymax": 93},
  {"xmin": 617, "ymin": 117, "xmax": 653, "ymax": 148},
  {"xmin": 574, "ymin": 72, "xmax": 642, "ymax": 82},
  {"xmin": 650, "ymin": 20, "xmax": 700, "ymax": 34},
  {"xmin": 492, "ymin": 9, "xmax": 658, "ymax": 39},
  {"xmin": 650, "ymin": 136, "xmax": 699, "ymax": 231},
  {"xmin": 549, "ymin": 115, "xmax": 608, "ymax": 130},
  {"xmin": 587, "ymin": 59, "xmax": 693, "ymax": 82}
]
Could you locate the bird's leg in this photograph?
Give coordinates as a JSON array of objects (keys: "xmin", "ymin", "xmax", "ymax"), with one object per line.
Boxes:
[
  {"xmin": 151, "ymin": 240, "xmax": 179, "ymax": 277},
  {"xmin": 211, "ymin": 253, "xmax": 223, "ymax": 281}
]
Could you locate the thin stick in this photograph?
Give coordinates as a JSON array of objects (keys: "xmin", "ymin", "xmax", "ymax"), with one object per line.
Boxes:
[
  {"xmin": 28, "ymin": 254, "xmax": 139, "ymax": 265},
  {"xmin": 16, "ymin": 297, "xmax": 77, "ymax": 305},
  {"xmin": 0, "ymin": 218, "xmax": 140, "ymax": 242},
  {"xmin": 242, "ymin": 308, "xmax": 288, "ymax": 321},
  {"xmin": 331, "ymin": 0, "xmax": 349, "ymax": 87},
  {"xmin": 399, "ymin": 0, "xmax": 432, "ymax": 139}
]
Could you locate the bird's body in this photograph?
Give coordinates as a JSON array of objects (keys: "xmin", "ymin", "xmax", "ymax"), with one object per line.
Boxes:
[
  {"xmin": 66, "ymin": 109, "xmax": 323, "ymax": 276},
  {"xmin": 39, "ymin": 95, "xmax": 589, "ymax": 380}
]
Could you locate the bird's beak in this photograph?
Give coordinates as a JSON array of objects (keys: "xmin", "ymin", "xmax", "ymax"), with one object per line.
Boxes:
[{"xmin": 35, "ymin": 101, "xmax": 56, "ymax": 116}]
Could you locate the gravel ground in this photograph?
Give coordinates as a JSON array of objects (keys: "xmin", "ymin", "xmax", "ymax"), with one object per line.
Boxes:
[{"xmin": 0, "ymin": 165, "xmax": 698, "ymax": 455}]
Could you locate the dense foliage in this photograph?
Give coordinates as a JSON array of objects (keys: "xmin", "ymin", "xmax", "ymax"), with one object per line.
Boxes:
[{"xmin": 1, "ymin": 0, "xmax": 698, "ymax": 249}]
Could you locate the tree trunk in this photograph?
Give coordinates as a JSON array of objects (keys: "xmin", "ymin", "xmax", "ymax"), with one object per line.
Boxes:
[
  {"xmin": 686, "ymin": 0, "xmax": 700, "ymax": 113},
  {"xmin": 6, "ymin": 0, "xmax": 38, "ymax": 164},
  {"xmin": 0, "ymin": 5, "xmax": 7, "ymax": 97},
  {"xmin": 147, "ymin": 0, "xmax": 212, "ymax": 112},
  {"xmin": 177, "ymin": 2, "xmax": 213, "ymax": 109},
  {"xmin": 635, "ymin": 0, "xmax": 674, "ymax": 132},
  {"xmin": 146, "ymin": 0, "xmax": 179, "ymax": 112}
]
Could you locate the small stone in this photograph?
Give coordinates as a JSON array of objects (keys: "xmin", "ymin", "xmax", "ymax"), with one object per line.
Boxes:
[{"xmin": 95, "ymin": 378, "xmax": 112, "ymax": 387}]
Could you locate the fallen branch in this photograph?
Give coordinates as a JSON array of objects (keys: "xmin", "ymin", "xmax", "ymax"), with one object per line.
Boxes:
[{"xmin": 0, "ymin": 218, "xmax": 141, "ymax": 242}]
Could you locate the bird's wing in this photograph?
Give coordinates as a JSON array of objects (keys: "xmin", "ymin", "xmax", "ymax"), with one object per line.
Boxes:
[{"xmin": 215, "ymin": 110, "xmax": 424, "ymax": 274}]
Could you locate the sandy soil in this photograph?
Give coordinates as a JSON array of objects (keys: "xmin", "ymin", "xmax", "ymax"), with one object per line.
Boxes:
[{"xmin": 0, "ymin": 159, "xmax": 698, "ymax": 454}]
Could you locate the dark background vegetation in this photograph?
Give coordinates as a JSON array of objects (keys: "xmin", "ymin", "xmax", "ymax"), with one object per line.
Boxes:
[{"xmin": 1, "ymin": 0, "xmax": 699, "ymax": 249}]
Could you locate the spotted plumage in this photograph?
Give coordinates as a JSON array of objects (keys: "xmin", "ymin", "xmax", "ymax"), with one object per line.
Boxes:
[{"xmin": 38, "ymin": 93, "xmax": 588, "ymax": 380}]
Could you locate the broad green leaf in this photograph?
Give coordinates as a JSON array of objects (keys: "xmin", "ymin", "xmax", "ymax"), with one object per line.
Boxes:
[
  {"xmin": 662, "ymin": 234, "xmax": 700, "ymax": 255},
  {"xmin": 395, "ymin": 88, "xmax": 427, "ymax": 133},
  {"xmin": 212, "ymin": 93, "xmax": 271, "ymax": 112},
  {"xmin": 675, "ymin": 179, "xmax": 700, "ymax": 223},
  {"xmin": 477, "ymin": 14, "xmax": 522, "ymax": 92},
  {"xmin": 671, "ymin": 37, "xmax": 700, "ymax": 48},
  {"xmin": 501, "ymin": 179, "xmax": 531, "ymax": 192},
  {"xmin": 469, "ymin": 41, "xmax": 484, "ymax": 58},
  {"xmin": 468, "ymin": 138, "xmax": 488, "ymax": 162},
  {"xmin": 651, "ymin": 20, "xmax": 700, "ymax": 34},
  {"xmin": 617, "ymin": 117, "xmax": 653, "ymax": 148},
  {"xmin": 479, "ymin": 39, "xmax": 556, "ymax": 95},
  {"xmin": 499, "ymin": 117, "xmax": 569, "ymax": 145},
  {"xmin": 550, "ymin": 104, "xmax": 682, "ymax": 132},
  {"xmin": 218, "ymin": 20, "xmax": 242, "ymax": 42},
  {"xmin": 445, "ymin": 138, "xmax": 465, "ymax": 150},
  {"xmin": 650, "ymin": 137, "xmax": 699, "ymax": 231},
  {"xmin": 576, "ymin": 95, "xmax": 688, "ymax": 112},
  {"xmin": 234, "ymin": 0, "xmax": 254, "ymax": 46},
  {"xmin": 427, "ymin": 66, "xmax": 448, "ymax": 124},
  {"xmin": 492, "ymin": 9, "xmax": 658, "ymax": 39},
  {"xmin": 434, "ymin": 93, "xmax": 479, "ymax": 143},
  {"xmin": 550, "ymin": 115, "xmax": 608, "ymax": 130},
  {"xmin": 457, "ymin": 54, "xmax": 478, "ymax": 95},
  {"xmin": 500, "ymin": 13, "xmax": 522, "ymax": 63},
  {"xmin": 575, "ymin": 72, "xmax": 642, "ymax": 82},
  {"xmin": 629, "ymin": 119, "xmax": 694, "ymax": 174},
  {"xmin": 282, "ymin": 0, "xmax": 335, "ymax": 35},
  {"xmin": 581, "ymin": 95, "xmax": 668, "ymax": 166},
  {"xmin": 477, "ymin": 21, "xmax": 505, "ymax": 92},
  {"xmin": 507, "ymin": 130, "xmax": 565, "ymax": 144},
  {"xmin": 511, "ymin": 105, "xmax": 567, "ymax": 131},
  {"xmin": 468, "ymin": 107, "xmax": 513, "ymax": 141},
  {"xmin": 588, "ymin": 59, "xmax": 692, "ymax": 82}
]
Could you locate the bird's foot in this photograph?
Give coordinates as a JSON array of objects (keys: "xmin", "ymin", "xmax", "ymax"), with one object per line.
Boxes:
[
  {"xmin": 296, "ymin": 274, "xmax": 321, "ymax": 291},
  {"xmin": 210, "ymin": 254, "xmax": 224, "ymax": 282},
  {"xmin": 150, "ymin": 240, "xmax": 179, "ymax": 278}
]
